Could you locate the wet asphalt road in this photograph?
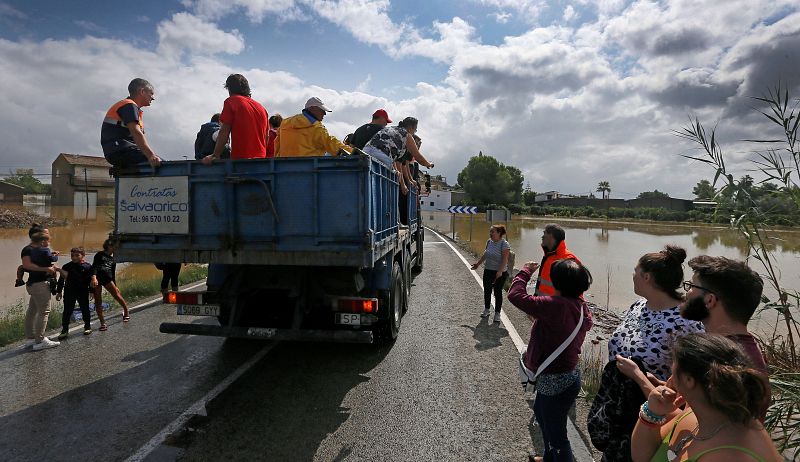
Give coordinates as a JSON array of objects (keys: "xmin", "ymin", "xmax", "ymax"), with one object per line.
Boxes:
[{"xmin": 0, "ymin": 230, "xmax": 589, "ymax": 462}]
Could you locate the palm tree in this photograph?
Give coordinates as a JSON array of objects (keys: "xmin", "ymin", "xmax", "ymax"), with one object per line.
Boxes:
[{"xmin": 596, "ymin": 181, "xmax": 611, "ymax": 200}]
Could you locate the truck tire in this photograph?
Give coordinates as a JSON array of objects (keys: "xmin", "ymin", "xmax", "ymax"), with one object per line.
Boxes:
[{"xmin": 376, "ymin": 262, "xmax": 404, "ymax": 341}]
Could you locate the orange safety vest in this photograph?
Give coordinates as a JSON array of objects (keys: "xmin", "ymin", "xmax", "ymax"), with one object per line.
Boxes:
[
  {"xmin": 103, "ymin": 98, "xmax": 143, "ymax": 132},
  {"xmin": 534, "ymin": 240, "xmax": 580, "ymax": 296}
]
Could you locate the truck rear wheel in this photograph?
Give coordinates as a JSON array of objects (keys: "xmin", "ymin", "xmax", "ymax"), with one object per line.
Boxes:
[{"xmin": 376, "ymin": 262, "xmax": 404, "ymax": 341}]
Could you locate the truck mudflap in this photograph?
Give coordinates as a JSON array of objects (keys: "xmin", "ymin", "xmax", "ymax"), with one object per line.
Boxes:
[{"xmin": 159, "ymin": 322, "xmax": 374, "ymax": 343}]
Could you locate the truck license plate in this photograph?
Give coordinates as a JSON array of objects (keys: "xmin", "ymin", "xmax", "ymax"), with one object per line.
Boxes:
[
  {"xmin": 337, "ymin": 313, "xmax": 361, "ymax": 325},
  {"xmin": 177, "ymin": 304, "xmax": 220, "ymax": 316}
]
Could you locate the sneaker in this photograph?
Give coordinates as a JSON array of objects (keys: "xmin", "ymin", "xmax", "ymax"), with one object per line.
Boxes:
[
  {"xmin": 493, "ymin": 312, "xmax": 502, "ymax": 323},
  {"xmin": 83, "ymin": 328, "xmax": 93, "ymax": 335},
  {"xmin": 32, "ymin": 337, "xmax": 60, "ymax": 351},
  {"xmin": 14, "ymin": 279, "xmax": 25, "ymax": 287},
  {"xmin": 57, "ymin": 330, "xmax": 68, "ymax": 340},
  {"xmin": 480, "ymin": 309, "xmax": 490, "ymax": 318}
]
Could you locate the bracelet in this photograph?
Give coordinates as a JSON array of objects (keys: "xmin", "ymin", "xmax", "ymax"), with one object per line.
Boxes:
[
  {"xmin": 638, "ymin": 415, "xmax": 661, "ymax": 428},
  {"xmin": 639, "ymin": 402, "xmax": 667, "ymax": 425}
]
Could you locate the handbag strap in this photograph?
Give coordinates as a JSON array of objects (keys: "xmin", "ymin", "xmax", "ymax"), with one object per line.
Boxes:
[{"xmin": 533, "ymin": 301, "xmax": 585, "ymax": 379}]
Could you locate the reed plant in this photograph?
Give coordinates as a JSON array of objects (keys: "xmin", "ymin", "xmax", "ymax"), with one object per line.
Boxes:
[
  {"xmin": 676, "ymin": 82, "xmax": 800, "ymax": 455},
  {"xmin": 579, "ymin": 341, "xmax": 605, "ymax": 401}
]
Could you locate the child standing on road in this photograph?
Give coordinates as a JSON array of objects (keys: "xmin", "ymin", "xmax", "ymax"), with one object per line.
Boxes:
[
  {"xmin": 56, "ymin": 247, "xmax": 97, "ymax": 339},
  {"xmin": 92, "ymin": 239, "xmax": 130, "ymax": 330}
]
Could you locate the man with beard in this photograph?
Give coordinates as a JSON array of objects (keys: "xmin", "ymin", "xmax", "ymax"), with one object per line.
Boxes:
[
  {"xmin": 681, "ymin": 255, "xmax": 770, "ymax": 420},
  {"xmin": 527, "ymin": 224, "xmax": 581, "ymax": 297}
]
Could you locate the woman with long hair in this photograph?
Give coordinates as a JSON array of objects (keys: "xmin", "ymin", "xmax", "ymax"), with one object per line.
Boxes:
[{"xmin": 631, "ymin": 332, "xmax": 780, "ymax": 461}]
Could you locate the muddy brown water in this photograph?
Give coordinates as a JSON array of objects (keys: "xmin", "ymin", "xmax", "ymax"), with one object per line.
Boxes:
[{"xmin": 425, "ymin": 211, "xmax": 800, "ymax": 338}]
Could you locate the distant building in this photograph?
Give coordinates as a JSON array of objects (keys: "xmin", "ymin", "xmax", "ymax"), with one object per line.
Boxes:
[
  {"xmin": 0, "ymin": 181, "xmax": 24, "ymax": 205},
  {"xmin": 534, "ymin": 191, "xmax": 562, "ymax": 203},
  {"xmin": 429, "ymin": 175, "xmax": 449, "ymax": 191},
  {"xmin": 421, "ymin": 189, "xmax": 452, "ymax": 212},
  {"xmin": 51, "ymin": 154, "xmax": 114, "ymax": 206}
]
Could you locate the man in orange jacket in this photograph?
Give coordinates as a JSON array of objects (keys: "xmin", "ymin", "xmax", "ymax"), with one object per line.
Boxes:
[
  {"xmin": 527, "ymin": 223, "xmax": 581, "ymax": 296},
  {"xmin": 101, "ymin": 78, "xmax": 162, "ymax": 168}
]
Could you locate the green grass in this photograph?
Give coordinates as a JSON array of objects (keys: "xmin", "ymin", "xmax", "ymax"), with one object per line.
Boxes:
[
  {"xmin": 0, "ymin": 300, "xmax": 64, "ymax": 347},
  {"xmin": 0, "ymin": 264, "xmax": 208, "ymax": 347}
]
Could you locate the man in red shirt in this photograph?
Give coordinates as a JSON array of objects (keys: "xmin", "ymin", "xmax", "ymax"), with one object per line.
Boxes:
[{"xmin": 202, "ymin": 74, "xmax": 268, "ymax": 164}]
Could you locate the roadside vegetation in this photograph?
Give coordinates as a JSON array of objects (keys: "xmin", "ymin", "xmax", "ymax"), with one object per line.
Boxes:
[
  {"xmin": 676, "ymin": 83, "xmax": 800, "ymax": 456},
  {"xmin": 0, "ymin": 264, "xmax": 207, "ymax": 347}
]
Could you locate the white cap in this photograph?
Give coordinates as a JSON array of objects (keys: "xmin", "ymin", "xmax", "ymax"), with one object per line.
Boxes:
[{"xmin": 304, "ymin": 97, "xmax": 331, "ymax": 112}]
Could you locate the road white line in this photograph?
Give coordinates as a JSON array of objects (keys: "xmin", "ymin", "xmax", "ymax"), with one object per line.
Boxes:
[
  {"xmin": 62, "ymin": 280, "xmax": 208, "ymax": 335},
  {"xmin": 425, "ymin": 227, "xmax": 595, "ymax": 461},
  {"xmin": 125, "ymin": 341, "xmax": 277, "ymax": 462}
]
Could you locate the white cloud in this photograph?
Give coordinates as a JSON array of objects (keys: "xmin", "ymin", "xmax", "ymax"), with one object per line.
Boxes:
[
  {"xmin": 563, "ymin": 5, "xmax": 576, "ymax": 22},
  {"xmin": 493, "ymin": 12, "xmax": 511, "ymax": 24},
  {"xmin": 356, "ymin": 74, "xmax": 372, "ymax": 92},
  {"xmin": 310, "ymin": 0, "xmax": 413, "ymax": 50},
  {"xmin": 156, "ymin": 13, "xmax": 245, "ymax": 57},
  {"xmin": 0, "ymin": 2, "xmax": 25, "ymax": 19},
  {"xmin": 1, "ymin": 0, "xmax": 799, "ymax": 202},
  {"xmin": 183, "ymin": 0, "xmax": 302, "ymax": 23}
]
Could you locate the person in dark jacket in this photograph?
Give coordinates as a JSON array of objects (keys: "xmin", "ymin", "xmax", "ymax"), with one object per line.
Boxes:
[
  {"xmin": 194, "ymin": 113, "xmax": 230, "ymax": 160},
  {"xmin": 92, "ymin": 239, "xmax": 129, "ymax": 330},
  {"xmin": 350, "ymin": 109, "xmax": 392, "ymax": 150},
  {"xmin": 508, "ymin": 259, "xmax": 593, "ymax": 462}
]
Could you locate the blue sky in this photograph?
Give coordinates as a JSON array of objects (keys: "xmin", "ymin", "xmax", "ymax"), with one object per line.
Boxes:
[{"xmin": 0, "ymin": 0, "xmax": 799, "ymax": 198}]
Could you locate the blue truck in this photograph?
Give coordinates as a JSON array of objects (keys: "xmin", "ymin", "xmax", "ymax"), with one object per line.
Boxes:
[{"xmin": 111, "ymin": 153, "xmax": 424, "ymax": 343}]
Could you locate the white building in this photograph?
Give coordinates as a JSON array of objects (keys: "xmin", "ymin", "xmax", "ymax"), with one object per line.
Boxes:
[
  {"xmin": 534, "ymin": 191, "xmax": 561, "ymax": 203},
  {"xmin": 421, "ymin": 189, "xmax": 452, "ymax": 212}
]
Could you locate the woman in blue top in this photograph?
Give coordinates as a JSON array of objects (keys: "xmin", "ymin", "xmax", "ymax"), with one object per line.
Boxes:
[{"xmin": 471, "ymin": 224, "xmax": 511, "ymax": 323}]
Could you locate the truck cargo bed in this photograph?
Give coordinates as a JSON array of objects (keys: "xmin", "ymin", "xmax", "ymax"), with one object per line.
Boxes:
[{"xmin": 112, "ymin": 155, "xmax": 417, "ymax": 268}]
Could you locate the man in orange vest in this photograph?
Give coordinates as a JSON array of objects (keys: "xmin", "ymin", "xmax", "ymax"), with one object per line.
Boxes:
[
  {"xmin": 528, "ymin": 223, "xmax": 581, "ymax": 296},
  {"xmin": 101, "ymin": 78, "xmax": 162, "ymax": 168}
]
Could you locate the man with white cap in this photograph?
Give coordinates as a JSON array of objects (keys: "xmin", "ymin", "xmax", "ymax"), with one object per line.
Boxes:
[{"xmin": 275, "ymin": 97, "xmax": 351, "ymax": 157}]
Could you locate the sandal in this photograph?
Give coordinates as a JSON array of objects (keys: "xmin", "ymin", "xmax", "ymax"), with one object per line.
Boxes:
[
  {"xmin": 122, "ymin": 315, "xmax": 131, "ymax": 322},
  {"xmin": 99, "ymin": 324, "xmax": 108, "ymax": 331}
]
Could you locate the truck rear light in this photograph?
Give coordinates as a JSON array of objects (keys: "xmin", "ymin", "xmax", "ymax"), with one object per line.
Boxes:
[
  {"xmin": 166, "ymin": 292, "xmax": 201, "ymax": 305},
  {"xmin": 336, "ymin": 298, "xmax": 378, "ymax": 314}
]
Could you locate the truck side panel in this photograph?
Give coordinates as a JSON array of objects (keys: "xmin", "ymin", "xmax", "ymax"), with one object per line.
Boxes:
[{"xmin": 113, "ymin": 156, "xmax": 415, "ymax": 267}]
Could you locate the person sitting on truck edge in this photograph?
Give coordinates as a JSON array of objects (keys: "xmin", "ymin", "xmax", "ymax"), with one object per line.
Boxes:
[
  {"xmin": 274, "ymin": 97, "xmax": 351, "ymax": 157},
  {"xmin": 350, "ymin": 109, "xmax": 392, "ymax": 150},
  {"xmin": 202, "ymin": 74, "xmax": 268, "ymax": 165},
  {"xmin": 266, "ymin": 114, "xmax": 282, "ymax": 158},
  {"xmin": 101, "ymin": 78, "xmax": 162, "ymax": 169},
  {"xmin": 363, "ymin": 117, "xmax": 434, "ymax": 195},
  {"xmin": 195, "ymin": 113, "xmax": 230, "ymax": 160}
]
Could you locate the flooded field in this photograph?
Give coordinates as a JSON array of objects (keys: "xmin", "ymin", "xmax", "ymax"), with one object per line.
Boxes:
[{"xmin": 425, "ymin": 211, "xmax": 800, "ymax": 337}]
